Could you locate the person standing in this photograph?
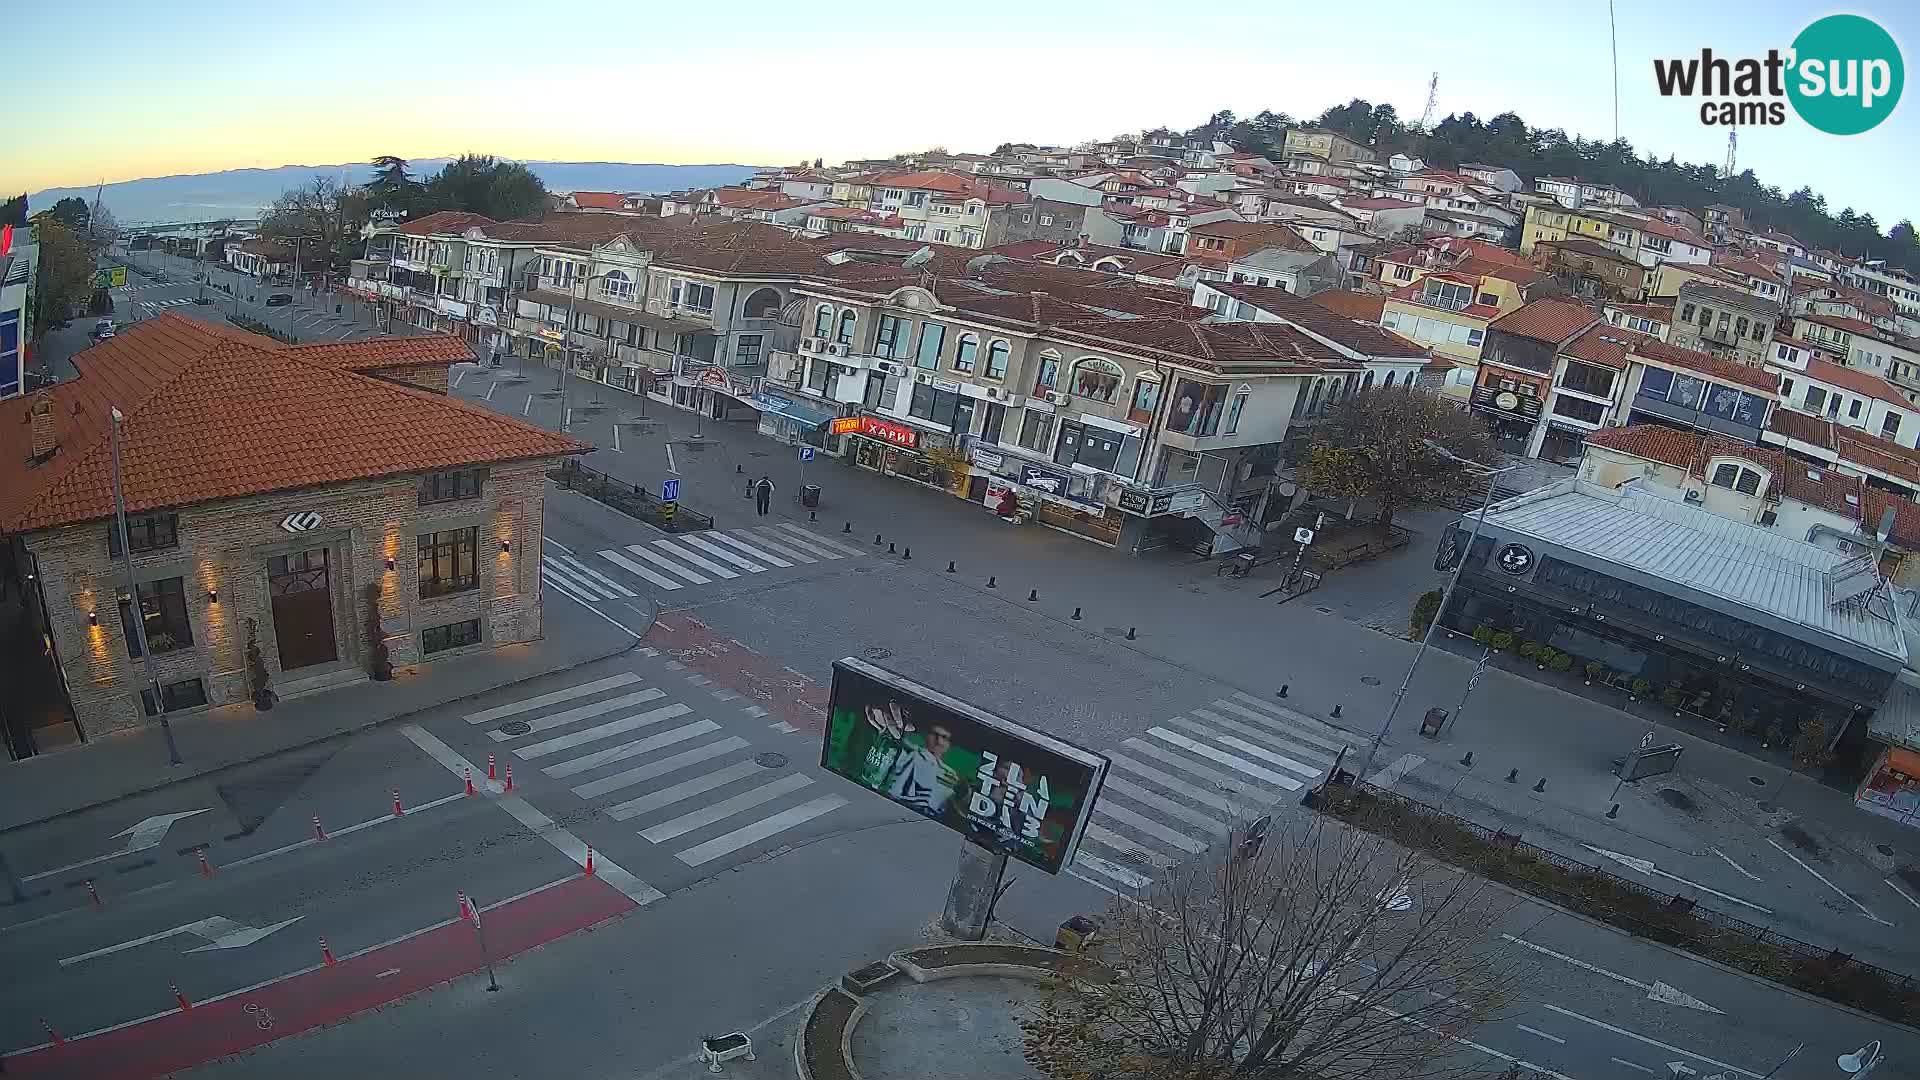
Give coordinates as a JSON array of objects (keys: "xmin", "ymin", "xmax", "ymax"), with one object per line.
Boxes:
[{"xmin": 754, "ymin": 474, "xmax": 776, "ymax": 517}]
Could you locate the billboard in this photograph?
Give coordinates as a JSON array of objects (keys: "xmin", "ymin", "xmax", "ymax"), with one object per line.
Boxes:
[
  {"xmin": 821, "ymin": 658, "xmax": 1107, "ymax": 875},
  {"xmin": 92, "ymin": 266, "xmax": 128, "ymax": 289}
]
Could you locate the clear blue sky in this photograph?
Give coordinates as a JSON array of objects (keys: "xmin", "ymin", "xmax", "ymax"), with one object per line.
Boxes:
[{"xmin": 10, "ymin": 1, "xmax": 1915, "ymax": 228}]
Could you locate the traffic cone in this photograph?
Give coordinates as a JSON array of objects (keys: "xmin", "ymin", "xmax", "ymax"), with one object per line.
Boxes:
[
  {"xmin": 312, "ymin": 815, "xmax": 328, "ymax": 841},
  {"xmin": 392, "ymin": 788, "xmax": 404, "ymax": 817},
  {"xmin": 86, "ymin": 879, "xmax": 102, "ymax": 908},
  {"xmin": 197, "ymin": 849, "xmax": 214, "ymax": 879},
  {"xmin": 584, "ymin": 847, "xmax": 597, "ymax": 876},
  {"xmin": 40, "ymin": 1017, "xmax": 63, "ymax": 1045},
  {"xmin": 465, "ymin": 767, "xmax": 476, "ymax": 797},
  {"xmin": 172, "ymin": 981, "xmax": 193, "ymax": 1012},
  {"xmin": 487, "ymin": 753, "xmax": 497, "ymax": 781},
  {"xmin": 457, "ymin": 891, "xmax": 472, "ymax": 921},
  {"xmin": 504, "ymin": 764, "xmax": 514, "ymax": 793},
  {"xmin": 320, "ymin": 937, "xmax": 336, "ymax": 966}
]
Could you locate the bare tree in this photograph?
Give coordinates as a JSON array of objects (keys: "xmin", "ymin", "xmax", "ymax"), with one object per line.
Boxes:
[
  {"xmin": 88, "ymin": 204, "xmax": 120, "ymax": 249},
  {"xmin": 1023, "ymin": 815, "xmax": 1530, "ymax": 1080},
  {"xmin": 1300, "ymin": 388, "xmax": 1498, "ymax": 530},
  {"xmin": 259, "ymin": 176, "xmax": 371, "ymax": 268}
]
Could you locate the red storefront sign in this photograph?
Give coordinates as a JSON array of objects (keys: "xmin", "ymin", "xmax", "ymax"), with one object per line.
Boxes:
[
  {"xmin": 828, "ymin": 417, "xmax": 862, "ymax": 436},
  {"xmin": 857, "ymin": 416, "xmax": 919, "ymax": 449}
]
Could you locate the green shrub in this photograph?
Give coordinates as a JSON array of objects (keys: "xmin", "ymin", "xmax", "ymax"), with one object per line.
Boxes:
[
  {"xmin": 1518, "ymin": 641, "xmax": 1540, "ymax": 660},
  {"xmin": 1630, "ymin": 677, "xmax": 1652, "ymax": 697},
  {"xmin": 1660, "ymin": 686, "xmax": 1684, "ymax": 708},
  {"xmin": 1410, "ymin": 589, "xmax": 1444, "ymax": 637},
  {"xmin": 1585, "ymin": 660, "xmax": 1606, "ymax": 681},
  {"xmin": 1489, "ymin": 631, "xmax": 1514, "ymax": 652},
  {"xmin": 1472, "ymin": 625, "xmax": 1494, "ymax": 646},
  {"xmin": 1550, "ymin": 651, "xmax": 1574, "ymax": 672}
]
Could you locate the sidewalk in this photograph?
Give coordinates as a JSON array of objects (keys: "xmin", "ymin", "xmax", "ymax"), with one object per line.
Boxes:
[{"xmin": 0, "ymin": 584, "xmax": 643, "ymax": 835}]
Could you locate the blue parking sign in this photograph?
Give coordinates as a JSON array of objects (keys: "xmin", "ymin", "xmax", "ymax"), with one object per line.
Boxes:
[
  {"xmin": 799, "ymin": 447, "xmax": 815, "ymax": 462},
  {"xmin": 662, "ymin": 478, "xmax": 680, "ymax": 503}
]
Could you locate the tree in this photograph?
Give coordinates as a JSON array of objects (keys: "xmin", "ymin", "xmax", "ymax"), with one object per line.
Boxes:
[
  {"xmin": 0, "ymin": 194, "xmax": 26, "ymax": 228},
  {"xmin": 419, "ymin": 154, "xmax": 548, "ymax": 220},
  {"xmin": 367, "ymin": 154, "xmax": 421, "ymax": 219},
  {"xmin": 259, "ymin": 176, "xmax": 370, "ymax": 268},
  {"xmin": 88, "ymin": 204, "xmax": 119, "ymax": 249},
  {"xmin": 484, "ymin": 161, "xmax": 548, "ymax": 220},
  {"xmin": 49, "ymin": 197, "xmax": 90, "ymax": 235},
  {"xmin": 1300, "ymin": 388, "xmax": 1498, "ymax": 529},
  {"xmin": 1022, "ymin": 814, "xmax": 1527, "ymax": 1080},
  {"xmin": 29, "ymin": 218, "xmax": 93, "ymax": 338}
]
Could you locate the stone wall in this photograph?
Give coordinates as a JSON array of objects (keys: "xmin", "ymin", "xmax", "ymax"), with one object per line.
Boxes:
[{"xmin": 23, "ymin": 459, "xmax": 553, "ymax": 739}]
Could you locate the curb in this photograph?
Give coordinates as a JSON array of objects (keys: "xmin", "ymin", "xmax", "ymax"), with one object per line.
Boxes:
[{"xmin": 0, "ymin": 628, "xmax": 649, "ymax": 840}]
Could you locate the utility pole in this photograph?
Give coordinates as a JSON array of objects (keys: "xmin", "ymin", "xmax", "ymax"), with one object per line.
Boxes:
[{"xmin": 110, "ymin": 406, "xmax": 183, "ymax": 767}]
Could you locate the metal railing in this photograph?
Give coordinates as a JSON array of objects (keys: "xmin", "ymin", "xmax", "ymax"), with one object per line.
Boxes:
[{"xmin": 547, "ymin": 459, "xmax": 713, "ymax": 534}]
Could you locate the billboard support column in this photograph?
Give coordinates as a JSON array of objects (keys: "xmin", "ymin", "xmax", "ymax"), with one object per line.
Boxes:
[{"xmin": 940, "ymin": 842, "xmax": 1008, "ymax": 941}]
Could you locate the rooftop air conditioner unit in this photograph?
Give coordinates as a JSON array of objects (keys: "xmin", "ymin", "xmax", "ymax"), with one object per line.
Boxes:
[
  {"xmin": 874, "ymin": 360, "xmax": 907, "ymax": 378},
  {"xmin": 828, "ymin": 342, "xmax": 850, "ymax": 357},
  {"xmin": 1046, "ymin": 391, "xmax": 1070, "ymax": 406},
  {"xmin": 986, "ymin": 387, "xmax": 1001, "ymax": 399},
  {"xmin": 1684, "ymin": 489, "xmax": 1703, "ymax": 503},
  {"xmin": 914, "ymin": 372, "xmax": 933, "ymax": 384}
]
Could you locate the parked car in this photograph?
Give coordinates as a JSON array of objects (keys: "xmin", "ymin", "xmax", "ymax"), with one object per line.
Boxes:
[
  {"xmin": 90, "ymin": 319, "xmax": 116, "ymax": 341},
  {"xmin": 265, "ymin": 293, "xmax": 293, "ymax": 307}
]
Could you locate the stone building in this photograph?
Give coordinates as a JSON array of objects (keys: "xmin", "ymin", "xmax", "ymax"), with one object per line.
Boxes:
[{"xmin": 0, "ymin": 314, "xmax": 582, "ymax": 757}]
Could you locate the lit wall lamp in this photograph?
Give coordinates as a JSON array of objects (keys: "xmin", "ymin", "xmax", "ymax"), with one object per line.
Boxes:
[
  {"xmin": 88, "ymin": 611, "xmax": 98, "ymax": 626},
  {"xmin": 385, "ymin": 557, "xmax": 396, "ymax": 571},
  {"xmin": 207, "ymin": 589, "xmax": 219, "ymax": 604},
  {"xmin": 500, "ymin": 540, "xmax": 511, "ymax": 553}
]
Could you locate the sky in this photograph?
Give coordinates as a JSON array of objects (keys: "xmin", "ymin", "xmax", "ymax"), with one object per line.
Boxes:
[{"xmin": 9, "ymin": 0, "xmax": 1917, "ymax": 228}]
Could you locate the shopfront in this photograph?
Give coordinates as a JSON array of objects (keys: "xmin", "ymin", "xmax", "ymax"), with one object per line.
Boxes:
[
  {"xmin": 847, "ymin": 415, "xmax": 936, "ymax": 477},
  {"xmin": 1469, "ymin": 366, "xmax": 1546, "ymax": 453},
  {"xmin": 754, "ymin": 390, "xmax": 838, "ymax": 448},
  {"xmin": 1856, "ymin": 746, "xmax": 1920, "ymax": 829}
]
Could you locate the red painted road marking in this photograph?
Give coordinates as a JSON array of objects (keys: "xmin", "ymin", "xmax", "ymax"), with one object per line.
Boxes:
[
  {"xmin": 649, "ymin": 616, "xmax": 827, "ymax": 735},
  {"xmin": 5, "ymin": 875, "xmax": 635, "ymax": 1078}
]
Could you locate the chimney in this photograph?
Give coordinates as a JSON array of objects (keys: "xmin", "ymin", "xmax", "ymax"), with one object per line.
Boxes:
[{"xmin": 28, "ymin": 397, "xmax": 57, "ymax": 461}]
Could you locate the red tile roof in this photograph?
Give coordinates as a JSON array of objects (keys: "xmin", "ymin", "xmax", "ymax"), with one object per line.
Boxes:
[
  {"xmin": 1765, "ymin": 407, "xmax": 1837, "ymax": 450},
  {"xmin": 1340, "ymin": 197, "xmax": 1424, "ymax": 211},
  {"xmin": 1801, "ymin": 312, "xmax": 1895, "ymax": 343},
  {"xmin": 1805, "ymin": 357, "xmax": 1909, "ymax": 407},
  {"xmin": 0, "ymin": 315, "xmax": 582, "ymax": 534},
  {"xmin": 1310, "ymin": 289, "xmax": 1386, "ymax": 323},
  {"xmin": 284, "ymin": 336, "xmax": 474, "ymax": 373},
  {"xmin": 1201, "ymin": 283, "xmax": 1424, "ymax": 358},
  {"xmin": 567, "ymin": 191, "xmax": 626, "ymax": 210},
  {"xmin": 398, "ymin": 211, "xmax": 495, "ymax": 236},
  {"xmin": 1560, "ymin": 324, "xmax": 1644, "ymax": 370},
  {"xmin": 1487, "ymin": 298, "xmax": 1599, "ymax": 345}
]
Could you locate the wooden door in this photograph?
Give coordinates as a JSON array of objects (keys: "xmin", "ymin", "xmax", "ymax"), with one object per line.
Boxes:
[{"xmin": 269, "ymin": 548, "xmax": 338, "ymax": 670}]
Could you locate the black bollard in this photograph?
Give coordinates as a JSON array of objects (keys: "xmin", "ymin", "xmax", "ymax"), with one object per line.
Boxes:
[
  {"xmin": 1126, "ymin": 627, "xmax": 1136, "ymax": 640},
  {"xmin": 1027, "ymin": 589, "xmax": 1039, "ymax": 601},
  {"xmin": 1459, "ymin": 751, "xmax": 1474, "ymax": 768},
  {"xmin": 1532, "ymin": 777, "xmax": 1547, "ymax": 793},
  {"xmin": 888, "ymin": 542, "xmax": 896, "ymax": 554},
  {"xmin": 809, "ymin": 510, "xmax": 817, "ymax": 522},
  {"xmin": 1606, "ymin": 803, "xmax": 1620, "ymax": 819},
  {"xmin": 1331, "ymin": 704, "xmax": 1342, "ymax": 718},
  {"xmin": 1505, "ymin": 768, "xmax": 1519, "ymax": 784},
  {"xmin": 874, "ymin": 533, "xmax": 883, "ymax": 546},
  {"xmin": 736, "ymin": 464, "xmax": 743, "ymax": 474},
  {"xmin": 1071, "ymin": 607, "xmax": 1082, "ymax": 620},
  {"xmin": 844, "ymin": 521, "xmax": 852, "ymax": 533},
  {"xmin": 1278, "ymin": 684, "xmax": 1289, "ymax": 698},
  {"xmin": 946, "ymin": 561, "xmax": 956, "ymax": 573},
  {"xmin": 903, "ymin": 547, "xmax": 911, "ymax": 560},
  {"xmin": 986, "ymin": 576, "xmax": 996, "ymax": 588}
]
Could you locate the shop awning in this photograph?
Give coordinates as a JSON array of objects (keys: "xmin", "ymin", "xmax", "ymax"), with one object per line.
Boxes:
[{"xmin": 756, "ymin": 395, "xmax": 836, "ymax": 429}]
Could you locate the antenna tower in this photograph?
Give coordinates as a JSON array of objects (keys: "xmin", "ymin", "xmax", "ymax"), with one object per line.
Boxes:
[
  {"xmin": 1722, "ymin": 129, "xmax": 1738, "ymax": 180},
  {"xmin": 1419, "ymin": 73, "xmax": 1439, "ymax": 130}
]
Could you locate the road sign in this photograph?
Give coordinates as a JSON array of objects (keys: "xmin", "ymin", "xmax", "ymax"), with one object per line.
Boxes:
[
  {"xmin": 92, "ymin": 266, "xmax": 128, "ymax": 289},
  {"xmin": 1294, "ymin": 527, "xmax": 1316, "ymax": 545},
  {"xmin": 661, "ymin": 478, "xmax": 680, "ymax": 503},
  {"xmin": 799, "ymin": 447, "xmax": 815, "ymax": 462}
]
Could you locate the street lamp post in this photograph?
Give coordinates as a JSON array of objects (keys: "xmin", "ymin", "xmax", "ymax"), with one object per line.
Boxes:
[
  {"xmin": 1358, "ymin": 446, "xmax": 1519, "ymax": 783},
  {"xmin": 1838, "ymin": 1040, "xmax": 1883, "ymax": 1080},
  {"xmin": 109, "ymin": 406, "xmax": 183, "ymax": 767}
]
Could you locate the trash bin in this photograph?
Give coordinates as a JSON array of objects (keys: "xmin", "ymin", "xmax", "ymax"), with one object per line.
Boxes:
[
  {"xmin": 1056, "ymin": 915, "xmax": 1101, "ymax": 953},
  {"xmin": 801, "ymin": 484, "xmax": 821, "ymax": 508},
  {"xmin": 1419, "ymin": 708, "xmax": 1447, "ymax": 739}
]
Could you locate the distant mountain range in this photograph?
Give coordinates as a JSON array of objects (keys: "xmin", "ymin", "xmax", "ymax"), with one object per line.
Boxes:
[{"xmin": 25, "ymin": 160, "xmax": 764, "ymax": 224}]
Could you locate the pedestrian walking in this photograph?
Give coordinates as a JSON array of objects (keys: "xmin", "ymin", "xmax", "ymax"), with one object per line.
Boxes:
[{"xmin": 754, "ymin": 475, "xmax": 776, "ymax": 517}]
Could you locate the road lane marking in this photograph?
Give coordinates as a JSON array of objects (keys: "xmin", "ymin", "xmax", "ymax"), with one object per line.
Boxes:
[
  {"xmin": 611, "ymin": 424, "xmax": 621, "ymax": 452},
  {"xmin": 1189, "ymin": 707, "xmax": 1336, "ymax": 764},
  {"xmin": 1120, "ymin": 739, "xmax": 1282, "ymax": 801},
  {"xmin": 606, "ymin": 760, "xmax": 759, "ymax": 819},
  {"xmin": 1366, "ymin": 753, "xmax": 1425, "ymax": 789},
  {"xmin": 1611, "ymin": 1058, "xmax": 1659, "ymax": 1075},
  {"xmin": 737, "ymin": 528, "xmax": 818, "ymax": 563},
  {"xmin": 1886, "ymin": 877, "xmax": 1920, "ymax": 911},
  {"xmin": 1107, "ymin": 755, "xmax": 1257, "ymax": 819},
  {"xmin": 398, "ymin": 724, "xmax": 662, "ymax": 904},
  {"xmin": 546, "ymin": 721, "xmax": 721, "ymax": 781},
  {"xmin": 1539, "ymin": 1004, "xmax": 1762, "ymax": 1078},
  {"xmin": 1146, "ymin": 727, "xmax": 1301, "ymax": 789},
  {"xmin": 681, "ymin": 534, "xmax": 768, "ymax": 573},
  {"xmin": 674, "ymin": 794, "xmax": 846, "ymax": 866},
  {"xmin": 484, "ymin": 380, "xmax": 498, "ymax": 402},
  {"xmin": 24, "ymin": 809, "xmax": 212, "ymax": 882},
  {"xmin": 464, "ymin": 672, "xmax": 642, "ymax": 725},
  {"xmin": 486, "ymin": 688, "xmax": 665, "ymax": 741},
  {"xmin": 665, "ymin": 443, "xmax": 678, "ymax": 474},
  {"xmin": 1094, "ymin": 802, "xmax": 1206, "ymax": 853},
  {"xmin": 375, "ymin": 968, "xmax": 401, "ymax": 979},
  {"xmin": 581, "ymin": 738, "xmax": 750, "ymax": 803},
  {"xmin": 1101, "ymin": 776, "xmax": 1228, "ymax": 835},
  {"xmin": 1516, "ymin": 1025, "xmax": 1566, "ymax": 1044},
  {"xmin": 522, "ymin": 394, "xmax": 532, "ymax": 416},
  {"xmin": 599, "ymin": 548, "xmax": 684, "ymax": 590},
  {"xmin": 1764, "ymin": 837, "xmax": 1891, "ymax": 925},
  {"xmin": 1499, "ymin": 934, "xmax": 1721, "ymax": 1012},
  {"xmin": 452, "ymin": 367, "xmax": 467, "ymax": 388},
  {"xmin": 622, "ymin": 544, "xmax": 712, "ymax": 584},
  {"xmin": 514, "ymin": 703, "xmax": 693, "ymax": 759},
  {"xmin": 702, "ymin": 530, "xmax": 792, "ymax": 567},
  {"xmin": 770, "ymin": 522, "xmax": 865, "ymax": 556},
  {"xmin": 652, "ymin": 538, "xmax": 738, "ymax": 579},
  {"xmin": 1071, "ymin": 853, "xmax": 1153, "ymax": 892},
  {"xmin": 641, "ymin": 772, "xmax": 814, "ymax": 842},
  {"xmin": 1082, "ymin": 823, "xmax": 1173, "ymax": 868},
  {"xmin": 221, "ymin": 792, "xmax": 466, "ymax": 871},
  {"xmin": 1582, "ymin": 845, "xmax": 1773, "ymax": 914},
  {"xmin": 1711, "ymin": 847, "xmax": 1762, "ymax": 882}
]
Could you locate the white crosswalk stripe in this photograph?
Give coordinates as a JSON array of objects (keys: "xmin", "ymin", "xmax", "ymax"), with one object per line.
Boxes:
[
  {"xmin": 1067, "ymin": 694, "xmax": 1355, "ymax": 893},
  {"xmin": 457, "ymin": 670, "xmax": 851, "ymax": 868},
  {"xmin": 560, "ymin": 527, "xmax": 870, "ymax": 596}
]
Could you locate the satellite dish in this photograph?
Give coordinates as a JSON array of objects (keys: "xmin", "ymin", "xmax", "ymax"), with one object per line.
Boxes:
[{"xmin": 900, "ymin": 245, "xmax": 935, "ymax": 270}]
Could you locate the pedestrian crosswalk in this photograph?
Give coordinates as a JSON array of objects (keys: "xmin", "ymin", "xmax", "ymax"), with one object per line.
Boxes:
[
  {"xmin": 463, "ymin": 670, "xmax": 848, "ymax": 867},
  {"xmin": 541, "ymin": 524, "xmax": 866, "ymax": 603},
  {"xmin": 1066, "ymin": 692, "xmax": 1351, "ymax": 892},
  {"xmin": 139, "ymin": 298, "xmax": 196, "ymax": 310}
]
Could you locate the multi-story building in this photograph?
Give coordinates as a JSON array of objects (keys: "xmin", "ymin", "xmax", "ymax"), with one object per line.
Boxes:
[
  {"xmin": 1601, "ymin": 300, "xmax": 1673, "ymax": 340},
  {"xmin": 1669, "ymin": 281, "xmax": 1780, "ymax": 364},
  {"xmin": 1845, "ymin": 261, "xmax": 1920, "ymax": 317},
  {"xmin": 1458, "ymin": 163, "xmax": 1523, "ymax": 192},
  {"xmin": 0, "ymin": 315, "xmax": 578, "ymax": 758},
  {"xmin": 865, "ymin": 171, "xmax": 1030, "ymax": 248},
  {"xmin": 0, "ymin": 221, "xmax": 35, "ymax": 401},
  {"xmin": 1702, "ymin": 203, "xmax": 1747, "ymax": 245},
  {"xmin": 1281, "ymin": 128, "xmax": 1378, "ymax": 173},
  {"xmin": 1473, "ymin": 299, "xmax": 1600, "ymax": 458},
  {"xmin": 1536, "ymin": 238, "xmax": 1645, "ymax": 302},
  {"xmin": 1766, "ymin": 334, "xmax": 1917, "ymax": 447}
]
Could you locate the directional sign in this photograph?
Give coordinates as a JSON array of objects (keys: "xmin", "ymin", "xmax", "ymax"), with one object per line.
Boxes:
[
  {"xmin": 280, "ymin": 510, "xmax": 323, "ymax": 533},
  {"xmin": 799, "ymin": 447, "xmax": 815, "ymax": 462},
  {"xmin": 23, "ymin": 808, "xmax": 213, "ymax": 883},
  {"xmin": 661, "ymin": 478, "xmax": 680, "ymax": 503},
  {"xmin": 1294, "ymin": 526, "xmax": 1316, "ymax": 546},
  {"xmin": 59, "ymin": 915, "xmax": 303, "ymax": 966}
]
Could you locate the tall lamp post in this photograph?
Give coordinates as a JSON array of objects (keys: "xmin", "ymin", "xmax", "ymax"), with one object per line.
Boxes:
[
  {"xmin": 109, "ymin": 406, "xmax": 183, "ymax": 767},
  {"xmin": 1358, "ymin": 444, "xmax": 1520, "ymax": 783}
]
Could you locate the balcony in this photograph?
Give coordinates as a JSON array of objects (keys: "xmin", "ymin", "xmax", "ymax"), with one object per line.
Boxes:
[{"xmin": 767, "ymin": 349, "xmax": 806, "ymax": 389}]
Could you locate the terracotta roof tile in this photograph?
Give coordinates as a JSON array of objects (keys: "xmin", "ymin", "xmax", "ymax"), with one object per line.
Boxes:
[
  {"xmin": 1633, "ymin": 337, "xmax": 1778, "ymax": 393},
  {"xmin": 1765, "ymin": 407, "xmax": 1837, "ymax": 450},
  {"xmin": 398, "ymin": 210, "xmax": 495, "ymax": 236},
  {"xmin": 1805, "ymin": 357, "xmax": 1909, "ymax": 407},
  {"xmin": 1487, "ymin": 298, "xmax": 1599, "ymax": 344},
  {"xmin": 284, "ymin": 336, "xmax": 473, "ymax": 372},
  {"xmin": 567, "ymin": 191, "xmax": 627, "ymax": 209},
  {"xmin": 1201, "ymin": 283, "xmax": 1424, "ymax": 358},
  {"xmin": 1310, "ymin": 289, "xmax": 1386, "ymax": 323},
  {"xmin": 0, "ymin": 315, "xmax": 583, "ymax": 534}
]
